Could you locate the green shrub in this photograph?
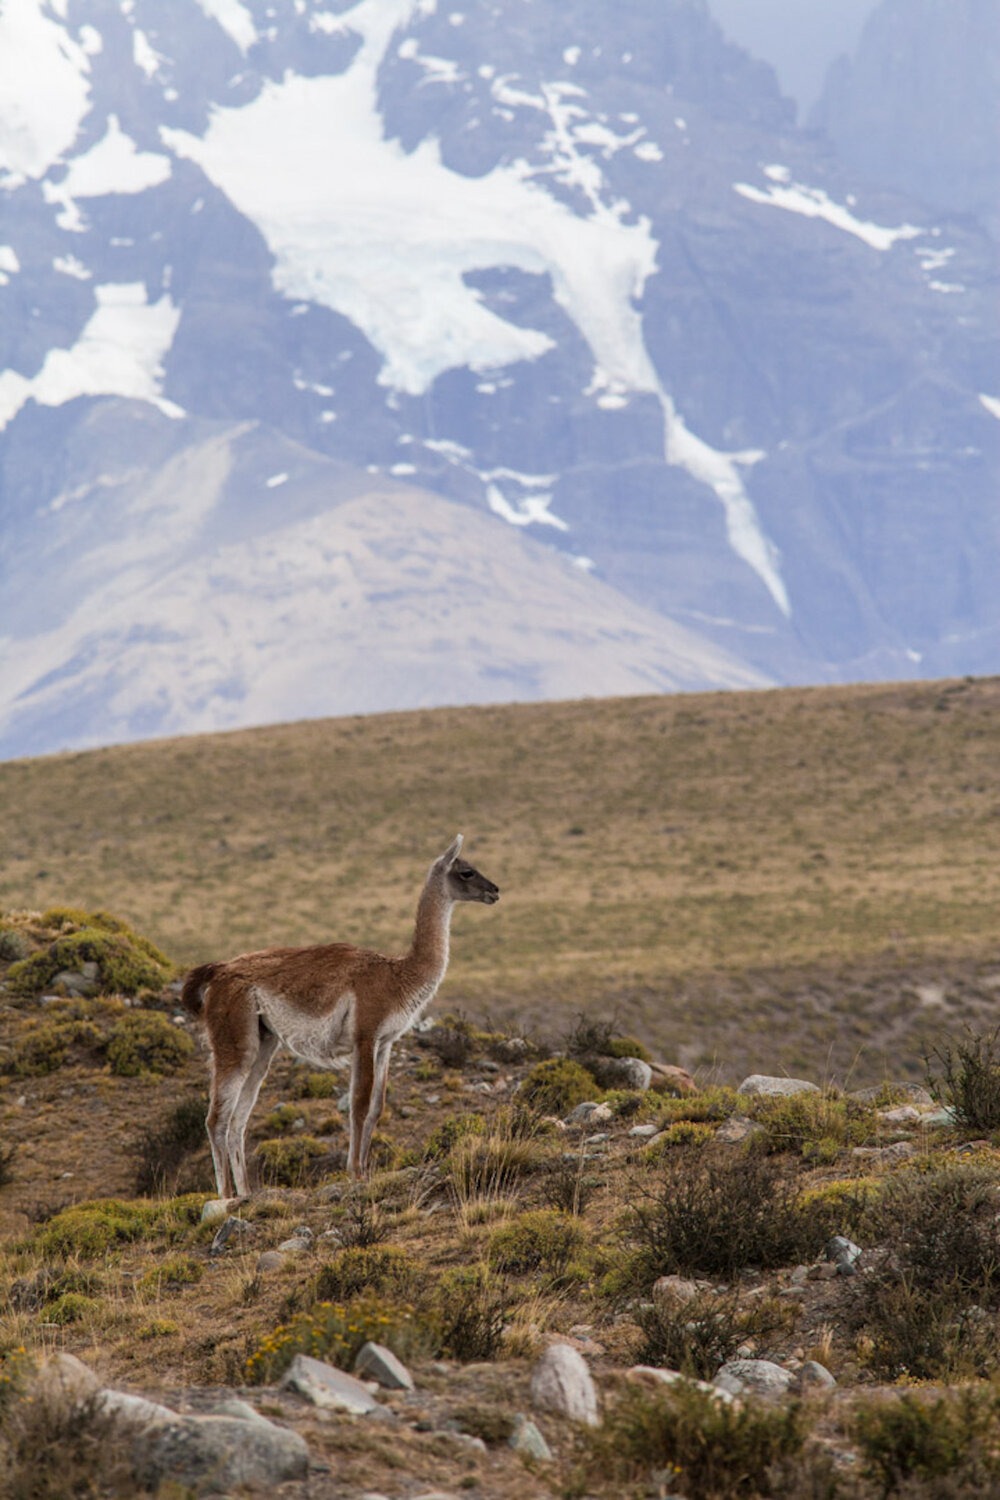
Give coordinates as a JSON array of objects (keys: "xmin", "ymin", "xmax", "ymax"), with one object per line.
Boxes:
[
  {"xmin": 855, "ymin": 1388, "xmax": 1000, "ymax": 1497},
  {"xmin": 6, "ymin": 909, "xmax": 172, "ymax": 997},
  {"xmin": 519, "ymin": 1057, "xmax": 598, "ymax": 1116},
  {"xmin": 255, "ymin": 1135, "xmax": 328, "ymax": 1187},
  {"xmin": 656, "ymin": 1086, "xmax": 740, "ymax": 1125},
  {"xmin": 313, "ymin": 1246, "xmax": 422, "ymax": 1303},
  {"xmin": 293, "ymin": 1071, "xmax": 340, "ymax": 1099},
  {"xmin": 749, "ymin": 1089, "xmax": 877, "ymax": 1159},
  {"xmin": 582, "ymin": 1380, "xmax": 806, "ymax": 1498},
  {"xmin": 926, "ymin": 1026, "xmax": 1000, "ymax": 1132},
  {"xmin": 106, "ymin": 1012, "xmax": 194, "ymax": 1077},
  {"xmin": 246, "ymin": 1294, "xmax": 430, "ymax": 1384},
  {"xmin": 35, "ymin": 1196, "xmax": 202, "ymax": 1259},
  {"xmin": 9, "ymin": 1019, "xmax": 104, "ymax": 1077},
  {"xmin": 644, "ymin": 1121, "xmax": 717, "ymax": 1153},
  {"xmin": 0, "ymin": 926, "xmax": 31, "ymax": 963},
  {"xmin": 43, "ymin": 1292, "xmax": 101, "ymax": 1326},
  {"xmin": 261, "ymin": 1103, "xmax": 305, "ymax": 1133},
  {"xmin": 488, "ymin": 1209, "xmax": 586, "ymax": 1276},
  {"xmin": 137, "ymin": 1255, "xmax": 203, "ymax": 1294},
  {"xmin": 622, "ymin": 1151, "xmax": 822, "ymax": 1284},
  {"xmin": 424, "ymin": 1111, "xmax": 488, "ymax": 1160}
]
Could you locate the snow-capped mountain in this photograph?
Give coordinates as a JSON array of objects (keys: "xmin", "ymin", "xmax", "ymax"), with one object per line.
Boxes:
[{"xmin": 0, "ymin": 0, "xmax": 997, "ymax": 758}]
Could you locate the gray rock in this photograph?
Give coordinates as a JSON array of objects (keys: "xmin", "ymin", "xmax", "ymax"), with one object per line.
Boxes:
[
  {"xmin": 280, "ymin": 1353, "xmax": 380, "ymax": 1413},
  {"xmin": 737, "ymin": 1075, "xmax": 820, "ymax": 1098},
  {"xmin": 530, "ymin": 1343, "xmax": 599, "ymax": 1427},
  {"xmin": 199, "ymin": 1199, "xmax": 231, "ymax": 1226},
  {"xmin": 51, "ymin": 963, "xmax": 100, "ymax": 997},
  {"xmin": 508, "ymin": 1413, "xmax": 553, "ymax": 1461},
  {"xmin": 850, "ymin": 1083, "xmax": 935, "ymax": 1108},
  {"xmin": 210, "ymin": 1216, "xmax": 255, "ymax": 1253},
  {"xmin": 592, "ymin": 1056, "xmax": 653, "ymax": 1091},
  {"xmin": 715, "ymin": 1114, "xmax": 765, "ymax": 1144},
  {"xmin": 877, "ymin": 1105, "xmax": 923, "ymax": 1125},
  {"xmin": 276, "ymin": 1233, "xmax": 313, "ymax": 1253},
  {"xmin": 627, "ymin": 1366, "xmax": 736, "ymax": 1404},
  {"xmin": 652, "ymin": 1275, "xmax": 703, "ymax": 1305},
  {"xmin": 564, "ymin": 1101, "xmax": 612, "ymax": 1125},
  {"xmin": 714, "ymin": 1359, "xmax": 795, "ymax": 1400},
  {"xmin": 792, "ymin": 1361, "xmax": 837, "ymax": 1393},
  {"xmin": 255, "ymin": 1250, "xmax": 286, "ymax": 1273},
  {"xmin": 851, "ymin": 1141, "xmax": 916, "ymax": 1163},
  {"xmin": 628, "ymin": 1123, "xmax": 661, "ymax": 1139},
  {"xmin": 826, "ymin": 1235, "xmax": 862, "ymax": 1268},
  {"xmin": 354, "ymin": 1341, "xmax": 415, "ymax": 1391},
  {"xmin": 134, "ymin": 1413, "xmax": 309, "ymax": 1493}
]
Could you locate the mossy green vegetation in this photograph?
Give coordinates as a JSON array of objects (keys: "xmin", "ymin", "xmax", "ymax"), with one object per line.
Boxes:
[
  {"xmin": 245, "ymin": 1293, "xmax": 430, "ymax": 1384},
  {"xmin": 106, "ymin": 1012, "xmax": 194, "ymax": 1077},
  {"xmin": 32, "ymin": 1196, "xmax": 204, "ymax": 1260},
  {"xmin": 519, "ymin": 1057, "xmax": 598, "ymax": 1115},
  {"xmin": 254, "ymin": 1135, "xmax": 329, "ymax": 1187},
  {"xmin": 6, "ymin": 907, "xmax": 172, "ymax": 998},
  {"xmin": 487, "ymin": 1209, "xmax": 587, "ymax": 1276}
]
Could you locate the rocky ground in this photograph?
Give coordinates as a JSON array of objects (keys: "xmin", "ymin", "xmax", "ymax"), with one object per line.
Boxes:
[{"xmin": 4, "ymin": 907, "xmax": 1000, "ymax": 1498}]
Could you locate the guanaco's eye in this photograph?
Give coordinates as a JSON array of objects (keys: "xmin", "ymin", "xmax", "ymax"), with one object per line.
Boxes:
[{"xmin": 457, "ymin": 868, "xmax": 474, "ymax": 879}]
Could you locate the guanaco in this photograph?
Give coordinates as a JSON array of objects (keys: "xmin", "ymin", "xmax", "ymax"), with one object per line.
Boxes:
[{"xmin": 180, "ymin": 836, "xmax": 499, "ymax": 1193}]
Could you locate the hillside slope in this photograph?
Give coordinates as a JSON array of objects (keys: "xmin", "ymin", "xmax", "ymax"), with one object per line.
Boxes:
[{"xmin": 2, "ymin": 679, "xmax": 999, "ymax": 1081}]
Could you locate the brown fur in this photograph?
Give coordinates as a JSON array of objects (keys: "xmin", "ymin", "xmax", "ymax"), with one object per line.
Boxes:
[{"xmin": 184, "ymin": 836, "xmax": 498, "ymax": 1192}]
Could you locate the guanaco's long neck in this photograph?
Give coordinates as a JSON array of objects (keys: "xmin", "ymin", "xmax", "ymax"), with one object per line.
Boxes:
[{"xmin": 404, "ymin": 877, "xmax": 454, "ymax": 992}]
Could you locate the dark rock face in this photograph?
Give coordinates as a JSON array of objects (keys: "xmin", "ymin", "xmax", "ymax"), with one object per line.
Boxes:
[
  {"xmin": 812, "ymin": 0, "xmax": 1000, "ymax": 232},
  {"xmin": 0, "ymin": 0, "xmax": 997, "ymax": 756}
]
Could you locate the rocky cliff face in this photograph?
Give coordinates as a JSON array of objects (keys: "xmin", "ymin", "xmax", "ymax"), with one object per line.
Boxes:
[
  {"xmin": 812, "ymin": 0, "xmax": 1000, "ymax": 234},
  {"xmin": 0, "ymin": 0, "xmax": 997, "ymax": 756}
]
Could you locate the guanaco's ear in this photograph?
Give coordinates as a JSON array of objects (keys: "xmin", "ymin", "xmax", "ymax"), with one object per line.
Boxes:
[{"xmin": 441, "ymin": 833, "xmax": 464, "ymax": 866}]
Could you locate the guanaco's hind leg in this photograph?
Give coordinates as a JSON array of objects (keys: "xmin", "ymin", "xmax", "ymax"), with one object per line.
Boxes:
[
  {"xmin": 357, "ymin": 1035, "xmax": 393, "ymax": 1178},
  {"xmin": 205, "ymin": 1001, "xmax": 272, "ymax": 1198},
  {"xmin": 228, "ymin": 1026, "xmax": 280, "ymax": 1196}
]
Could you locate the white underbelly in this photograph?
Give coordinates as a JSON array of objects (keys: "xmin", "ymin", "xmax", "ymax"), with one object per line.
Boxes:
[{"xmin": 254, "ymin": 988, "xmax": 354, "ymax": 1069}]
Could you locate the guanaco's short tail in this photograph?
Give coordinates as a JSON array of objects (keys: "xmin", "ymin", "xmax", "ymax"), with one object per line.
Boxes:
[{"xmin": 180, "ymin": 963, "xmax": 219, "ymax": 1019}]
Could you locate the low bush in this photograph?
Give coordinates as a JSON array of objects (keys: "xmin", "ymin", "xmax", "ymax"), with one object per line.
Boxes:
[
  {"xmin": 749, "ymin": 1089, "xmax": 877, "ymax": 1161},
  {"xmin": 644, "ymin": 1121, "xmax": 717, "ymax": 1153},
  {"xmin": 9, "ymin": 1019, "xmax": 104, "ymax": 1077},
  {"xmin": 313, "ymin": 1245, "xmax": 423, "ymax": 1303},
  {"xmin": 293, "ymin": 1070, "xmax": 340, "ymax": 1099},
  {"xmin": 488, "ymin": 1209, "xmax": 587, "ymax": 1276},
  {"xmin": 580, "ymin": 1379, "xmax": 807, "ymax": 1499},
  {"xmin": 925, "ymin": 1026, "xmax": 1000, "ymax": 1132},
  {"xmin": 34, "ymin": 1195, "xmax": 202, "ymax": 1259},
  {"xmin": 855, "ymin": 1387, "xmax": 1000, "ymax": 1497},
  {"xmin": 106, "ymin": 1012, "xmax": 194, "ymax": 1077},
  {"xmin": 245, "ymin": 1294, "xmax": 430, "ymax": 1384},
  {"xmin": 0, "ymin": 1383, "xmax": 139, "ymax": 1500},
  {"xmin": 6, "ymin": 909, "xmax": 172, "ymax": 998},
  {"xmin": 519, "ymin": 1057, "xmax": 598, "ymax": 1116},
  {"xmin": 43, "ymin": 1291, "xmax": 102, "ymax": 1326},
  {"xmin": 635, "ymin": 1286, "xmax": 792, "ymax": 1380},
  {"xmin": 255, "ymin": 1135, "xmax": 329, "ymax": 1187},
  {"xmin": 133, "ymin": 1094, "xmax": 207, "ymax": 1196},
  {"xmin": 138, "ymin": 1255, "xmax": 203, "ymax": 1294},
  {"xmin": 656, "ymin": 1086, "xmax": 740, "ymax": 1125},
  {"xmin": 0, "ymin": 926, "xmax": 31, "ymax": 963},
  {"xmin": 621, "ymin": 1151, "xmax": 823, "ymax": 1284},
  {"xmin": 431, "ymin": 1265, "xmax": 513, "ymax": 1362}
]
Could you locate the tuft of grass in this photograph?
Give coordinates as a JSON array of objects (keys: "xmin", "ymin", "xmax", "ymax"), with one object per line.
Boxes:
[
  {"xmin": 255, "ymin": 1135, "xmax": 329, "ymax": 1187},
  {"xmin": 487, "ymin": 1208, "xmax": 587, "ymax": 1277},
  {"xmin": 854, "ymin": 1387, "xmax": 1000, "ymax": 1497},
  {"xmin": 424, "ymin": 1111, "xmax": 488, "ymax": 1161},
  {"xmin": 313, "ymin": 1245, "xmax": 422, "ymax": 1303},
  {"xmin": 33, "ymin": 1195, "xmax": 203, "ymax": 1259},
  {"xmin": 748, "ymin": 1089, "xmax": 877, "ymax": 1161},
  {"xmin": 431, "ymin": 1265, "xmax": 514, "ymax": 1362},
  {"xmin": 0, "ymin": 1383, "xmax": 141, "ymax": 1499},
  {"xmin": 133, "ymin": 1094, "xmax": 207, "ymax": 1196}
]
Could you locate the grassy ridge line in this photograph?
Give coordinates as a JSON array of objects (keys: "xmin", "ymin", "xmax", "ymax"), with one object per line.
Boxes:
[{"xmin": 1, "ymin": 678, "xmax": 998, "ymax": 1016}]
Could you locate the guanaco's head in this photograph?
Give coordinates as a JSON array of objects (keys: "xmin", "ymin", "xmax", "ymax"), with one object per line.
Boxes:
[{"xmin": 437, "ymin": 834, "xmax": 500, "ymax": 905}]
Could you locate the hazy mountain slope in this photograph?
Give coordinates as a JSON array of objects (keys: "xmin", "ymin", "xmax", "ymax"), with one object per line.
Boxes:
[{"xmin": 0, "ymin": 398, "xmax": 764, "ymax": 758}]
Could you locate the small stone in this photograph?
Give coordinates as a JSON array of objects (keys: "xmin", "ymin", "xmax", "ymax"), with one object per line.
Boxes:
[
  {"xmin": 807, "ymin": 1263, "xmax": 839, "ymax": 1281},
  {"xmin": 626, "ymin": 1366, "xmax": 736, "ymax": 1404},
  {"xmin": 825, "ymin": 1235, "xmax": 862, "ymax": 1267},
  {"xmin": 652, "ymin": 1275, "xmax": 703, "ymax": 1305},
  {"xmin": 922, "ymin": 1106, "xmax": 957, "ymax": 1127},
  {"xmin": 210, "ymin": 1216, "xmax": 255, "ymax": 1253},
  {"xmin": 715, "ymin": 1115, "xmax": 765, "ymax": 1144},
  {"xmin": 199, "ymin": 1198, "xmax": 230, "ymax": 1225},
  {"xmin": 276, "ymin": 1234, "xmax": 312, "ymax": 1253},
  {"xmin": 530, "ymin": 1342, "xmax": 599, "ymax": 1427},
  {"xmin": 281, "ymin": 1354, "xmax": 381, "ymax": 1413},
  {"xmin": 592, "ymin": 1056, "xmax": 653, "ymax": 1091},
  {"xmin": 789, "ymin": 1266, "xmax": 810, "ymax": 1287},
  {"xmin": 584, "ymin": 1131, "xmax": 610, "ymax": 1145},
  {"xmin": 714, "ymin": 1359, "xmax": 795, "ymax": 1400},
  {"xmin": 628, "ymin": 1123, "xmax": 660, "ymax": 1139},
  {"xmin": 508, "ymin": 1414, "xmax": 553, "ymax": 1461},
  {"xmin": 737, "ymin": 1075, "xmax": 820, "ymax": 1098},
  {"xmin": 256, "ymin": 1251, "xmax": 286, "ymax": 1273},
  {"xmin": 565, "ymin": 1101, "xmax": 612, "ymax": 1125},
  {"xmin": 354, "ymin": 1342, "xmax": 415, "ymax": 1391},
  {"xmin": 135, "ymin": 1412, "xmax": 310, "ymax": 1490},
  {"xmin": 851, "ymin": 1141, "xmax": 916, "ymax": 1162},
  {"xmin": 877, "ymin": 1105, "xmax": 922, "ymax": 1125},
  {"xmin": 849, "ymin": 1083, "xmax": 935, "ymax": 1107}
]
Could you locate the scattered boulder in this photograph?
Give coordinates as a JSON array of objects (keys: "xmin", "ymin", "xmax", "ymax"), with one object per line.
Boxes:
[
  {"xmin": 877, "ymin": 1105, "xmax": 923, "ymax": 1125},
  {"xmin": 210, "ymin": 1216, "xmax": 256, "ymax": 1254},
  {"xmin": 826, "ymin": 1235, "xmax": 863, "ymax": 1276},
  {"xmin": 508, "ymin": 1413, "xmax": 553, "ymax": 1461},
  {"xmin": 354, "ymin": 1342, "xmax": 415, "ymax": 1392},
  {"xmin": 590, "ymin": 1055, "xmax": 653, "ymax": 1091},
  {"xmin": 737, "ymin": 1075, "xmax": 820, "ymax": 1098},
  {"xmin": 199, "ymin": 1199, "xmax": 231, "ymax": 1227},
  {"xmin": 714, "ymin": 1359, "xmax": 795, "ymax": 1400},
  {"xmin": 280, "ymin": 1353, "xmax": 381, "ymax": 1414},
  {"xmin": 564, "ymin": 1101, "xmax": 613, "ymax": 1126},
  {"xmin": 530, "ymin": 1342, "xmax": 599, "ymax": 1427},
  {"xmin": 134, "ymin": 1413, "xmax": 309, "ymax": 1493},
  {"xmin": 849, "ymin": 1083, "xmax": 935, "ymax": 1108},
  {"xmin": 715, "ymin": 1115, "xmax": 765, "ymax": 1145},
  {"xmin": 628, "ymin": 1122, "xmax": 660, "ymax": 1139},
  {"xmin": 652, "ymin": 1274, "xmax": 706, "ymax": 1305}
]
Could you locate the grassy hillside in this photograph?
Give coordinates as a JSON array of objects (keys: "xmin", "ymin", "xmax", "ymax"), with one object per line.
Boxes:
[{"xmin": 2, "ymin": 676, "xmax": 1000, "ymax": 1082}]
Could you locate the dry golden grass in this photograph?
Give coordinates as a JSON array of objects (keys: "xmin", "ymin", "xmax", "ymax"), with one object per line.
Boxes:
[{"xmin": 3, "ymin": 677, "xmax": 1000, "ymax": 1076}]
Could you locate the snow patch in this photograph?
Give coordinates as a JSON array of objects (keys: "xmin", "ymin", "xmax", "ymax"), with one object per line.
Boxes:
[
  {"xmin": 0, "ymin": 0, "xmax": 91, "ymax": 184},
  {"xmin": 0, "ymin": 282, "xmax": 183, "ymax": 431},
  {"xmin": 194, "ymin": 0, "xmax": 258, "ymax": 53},
  {"xmin": 734, "ymin": 176, "xmax": 922, "ymax": 252}
]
